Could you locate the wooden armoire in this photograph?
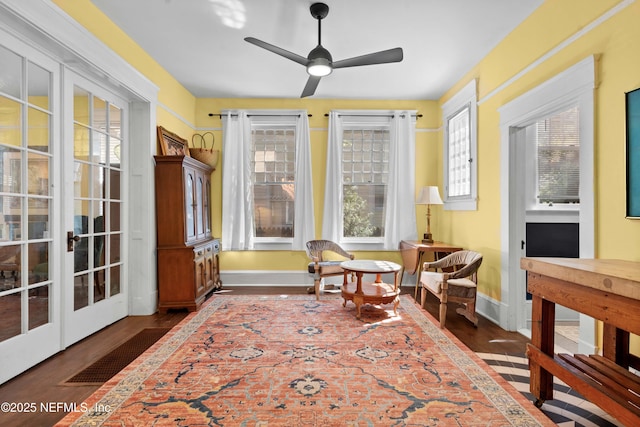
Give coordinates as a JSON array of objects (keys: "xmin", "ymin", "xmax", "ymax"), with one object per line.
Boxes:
[{"xmin": 154, "ymin": 154, "xmax": 221, "ymax": 313}]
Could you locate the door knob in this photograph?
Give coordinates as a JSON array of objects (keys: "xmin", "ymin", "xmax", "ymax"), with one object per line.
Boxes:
[{"xmin": 67, "ymin": 231, "xmax": 81, "ymax": 252}]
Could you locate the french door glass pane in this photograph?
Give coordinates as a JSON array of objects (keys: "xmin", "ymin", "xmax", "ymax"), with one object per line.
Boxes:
[
  {"xmin": 109, "ymin": 105, "xmax": 121, "ymax": 138},
  {"xmin": 0, "ymin": 294, "xmax": 21, "ymax": 342},
  {"xmin": 27, "ymin": 152, "xmax": 49, "ymax": 195},
  {"xmin": 2, "ymin": 199, "xmax": 22, "ymax": 242},
  {"xmin": 0, "ymin": 97, "xmax": 22, "ymax": 147},
  {"xmin": 73, "ymin": 87, "xmax": 90, "ymax": 126},
  {"xmin": 27, "ymin": 60, "xmax": 50, "ymax": 106},
  {"xmin": 27, "ymin": 241, "xmax": 48, "ymax": 285},
  {"xmin": 109, "ymin": 234, "xmax": 121, "ymax": 263},
  {"xmin": 0, "ymin": 45, "xmax": 21, "ymax": 99},
  {"xmin": 74, "ymin": 124, "xmax": 90, "ymax": 160},
  {"xmin": 110, "ymin": 265, "xmax": 121, "ymax": 296},
  {"xmin": 93, "ymin": 97, "xmax": 107, "ymax": 133},
  {"xmin": 74, "ymin": 275, "xmax": 88, "ymax": 310},
  {"xmin": 28, "ymin": 107, "xmax": 50, "ymax": 151},
  {"xmin": 28, "ymin": 285, "xmax": 49, "ymax": 330},
  {"xmin": 0, "ymin": 244, "xmax": 20, "ymax": 287}
]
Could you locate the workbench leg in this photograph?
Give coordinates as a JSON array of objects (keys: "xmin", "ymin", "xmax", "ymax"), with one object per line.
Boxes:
[
  {"xmin": 529, "ymin": 294, "xmax": 555, "ymax": 405},
  {"xmin": 603, "ymin": 323, "xmax": 630, "ymax": 368}
]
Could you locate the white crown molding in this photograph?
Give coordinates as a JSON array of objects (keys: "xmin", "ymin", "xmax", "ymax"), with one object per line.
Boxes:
[
  {"xmin": 480, "ymin": 0, "xmax": 633, "ymax": 105},
  {"xmin": 0, "ymin": 0, "xmax": 158, "ymax": 102}
]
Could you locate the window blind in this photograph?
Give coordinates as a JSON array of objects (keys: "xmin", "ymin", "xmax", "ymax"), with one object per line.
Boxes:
[{"xmin": 536, "ymin": 107, "xmax": 580, "ymax": 204}]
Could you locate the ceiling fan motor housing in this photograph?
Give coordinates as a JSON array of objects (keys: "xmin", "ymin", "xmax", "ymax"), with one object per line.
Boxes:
[{"xmin": 310, "ymin": 3, "xmax": 329, "ymax": 20}]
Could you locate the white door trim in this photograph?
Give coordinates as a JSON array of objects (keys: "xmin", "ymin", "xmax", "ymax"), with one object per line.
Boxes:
[{"xmin": 498, "ymin": 56, "xmax": 596, "ymax": 353}]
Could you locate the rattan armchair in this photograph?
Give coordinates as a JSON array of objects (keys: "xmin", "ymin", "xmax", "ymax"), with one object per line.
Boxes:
[
  {"xmin": 306, "ymin": 240, "xmax": 355, "ymax": 300},
  {"xmin": 420, "ymin": 250, "xmax": 483, "ymax": 329}
]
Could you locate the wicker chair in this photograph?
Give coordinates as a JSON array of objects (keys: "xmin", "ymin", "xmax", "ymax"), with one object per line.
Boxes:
[
  {"xmin": 306, "ymin": 240, "xmax": 355, "ymax": 300},
  {"xmin": 420, "ymin": 250, "xmax": 483, "ymax": 329}
]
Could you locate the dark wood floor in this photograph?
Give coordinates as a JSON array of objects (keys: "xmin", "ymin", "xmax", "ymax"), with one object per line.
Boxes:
[{"xmin": 0, "ymin": 285, "xmax": 530, "ymax": 427}]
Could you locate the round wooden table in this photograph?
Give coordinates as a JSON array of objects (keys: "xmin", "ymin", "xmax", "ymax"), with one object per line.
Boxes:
[{"xmin": 340, "ymin": 260, "xmax": 402, "ymax": 319}]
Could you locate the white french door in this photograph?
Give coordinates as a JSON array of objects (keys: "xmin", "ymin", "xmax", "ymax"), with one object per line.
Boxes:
[
  {"xmin": 63, "ymin": 72, "xmax": 128, "ymax": 346},
  {"xmin": 0, "ymin": 0, "xmax": 157, "ymax": 384},
  {"xmin": 0, "ymin": 31, "xmax": 61, "ymax": 384}
]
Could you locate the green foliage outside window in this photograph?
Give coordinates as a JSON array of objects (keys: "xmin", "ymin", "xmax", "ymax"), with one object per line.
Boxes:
[{"xmin": 343, "ymin": 185, "xmax": 375, "ymax": 237}]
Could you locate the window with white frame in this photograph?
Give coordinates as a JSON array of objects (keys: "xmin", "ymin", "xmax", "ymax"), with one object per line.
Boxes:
[
  {"xmin": 442, "ymin": 80, "xmax": 477, "ymax": 210},
  {"xmin": 341, "ymin": 127, "xmax": 390, "ymax": 239},
  {"xmin": 251, "ymin": 126, "xmax": 296, "ymax": 239},
  {"xmin": 322, "ymin": 110, "xmax": 416, "ymax": 250},
  {"xmin": 221, "ymin": 110, "xmax": 314, "ymax": 250},
  {"xmin": 527, "ymin": 106, "xmax": 580, "ymax": 207}
]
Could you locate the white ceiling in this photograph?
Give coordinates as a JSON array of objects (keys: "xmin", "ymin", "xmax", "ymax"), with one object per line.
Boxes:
[{"xmin": 91, "ymin": 0, "xmax": 543, "ymax": 100}]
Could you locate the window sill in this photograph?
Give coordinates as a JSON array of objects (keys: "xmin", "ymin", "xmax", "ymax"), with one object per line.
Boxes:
[
  {"xmin": 253, "ymin": 241, "xmax": 294, "ymax": 251},
  {"xmin": 444, "ymin": 198, "xmax": 477, "ymax": 211},
  {"xmin": 525, "ymin": 208, "xmax": 579, "ymax": 223},
  {"xmin": 340, "ymin": 242, "xmax": 387, "ymax": 252}
]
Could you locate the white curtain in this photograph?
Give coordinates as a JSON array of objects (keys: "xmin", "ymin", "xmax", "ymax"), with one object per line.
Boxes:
[
  {"xmin": 321, "ymin": 111, "xmax": 344, "ymax": 242},
  {"xmin": 221, "ymin": 110, "xmax": 314, "ymax": 250},
  {"xmin": 221, "ymin": 111, "xmax": 254, "ymax": 250},
  {"xmin": 384, "ymin": 112, "xmax": 418, "ymax": 247},
  {"xmin": 322, "ymin": 110, "xmax": 417, "ymax": 249},
  {"xmin": 292, "ymin": 113, "xmax": 316, "ymax": 249}
]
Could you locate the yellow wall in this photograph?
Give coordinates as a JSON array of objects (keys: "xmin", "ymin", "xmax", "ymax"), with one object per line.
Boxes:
[
  {"xmin": 434, "ymin": 0, "xmax": 640, "ymax": 302},
  {"xmin": 194, "ymin": 98, "xmax": 437, "ymax": 270}
]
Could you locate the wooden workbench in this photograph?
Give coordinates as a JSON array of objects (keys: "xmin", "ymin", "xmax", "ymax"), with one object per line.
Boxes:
[{"xmin": 521, "ymin": 257, "xmax": 640, "ymax": 426}]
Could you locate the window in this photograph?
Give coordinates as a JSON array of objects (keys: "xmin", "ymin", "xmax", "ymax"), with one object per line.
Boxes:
[
  {"xmin": 252, "ymin": 127, "xmax": 296, "ymax": 238},
  {"xmin": 532, "ymin": 107, "xmax": 580, "ymax": 206},
  {"xmin": 221, "ymin": 110, "xmax": 314, "ymax": 250},
  {"xmin": 341, "ymin": 127, "xmax": 390, "ymax": 239},
  {"xmin": 447, "ymin": 106, "xmax": 471, "ymax": 198},
  {"xmin": 442, "ymin": 80, "xmax": 477, "ymax": 210},
  {"xmin": 323, "ymin": 110, "xmax": 417, "ymax": 250}
]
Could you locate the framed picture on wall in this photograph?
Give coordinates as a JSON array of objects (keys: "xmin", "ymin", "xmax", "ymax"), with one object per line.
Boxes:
[{"xmin": 626, "ymin": 87, "xmax": 640, "ymax": 218}]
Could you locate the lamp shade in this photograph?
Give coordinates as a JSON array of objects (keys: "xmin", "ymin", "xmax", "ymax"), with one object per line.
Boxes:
[{"xmin": 416, "ymin": 186, "xmax": 443, "ymax": 205}]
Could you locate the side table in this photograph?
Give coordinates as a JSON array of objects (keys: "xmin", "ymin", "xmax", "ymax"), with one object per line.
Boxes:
[
  {"xmin": 399, "ymin": 240, "xmax": 463, "ymax": 299},
  {"xmin": 340, "ymin": 260, "xmax": 402, "ymax": 319}
]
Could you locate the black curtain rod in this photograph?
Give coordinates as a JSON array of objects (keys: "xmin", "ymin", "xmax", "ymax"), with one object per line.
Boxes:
[
  {"xmin": 208, "ymin": 113, "xmax": 421, "ymax": 119},
  {"xmin": 323, "ymin": 113, "xmax": 422, "ymax": 119},
  {"xmin": 209, "ymin": 113, "xmax": 312, "ymax": 118}
]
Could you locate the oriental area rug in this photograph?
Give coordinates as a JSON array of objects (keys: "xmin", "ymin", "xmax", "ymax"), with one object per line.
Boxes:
[{"xmin": 57, "ymin": 295, "xmax": 555, "ymax": 426}]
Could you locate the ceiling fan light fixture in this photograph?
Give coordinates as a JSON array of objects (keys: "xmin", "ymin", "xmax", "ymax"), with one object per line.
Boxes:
[{"xmin": 307, "ymin": 58, "xmax": 332, "ymax": 76}]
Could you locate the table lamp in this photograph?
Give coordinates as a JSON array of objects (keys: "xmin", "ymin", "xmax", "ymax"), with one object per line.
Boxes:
[{"xmin": 416, "ymin": 186, "xmax": 443, "ymax": 243}]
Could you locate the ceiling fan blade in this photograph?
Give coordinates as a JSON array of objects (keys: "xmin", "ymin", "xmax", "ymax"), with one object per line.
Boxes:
[
  {"xmin": 333, "ymin": 47, "xmax": 403, "ymax": 69},
  {"xmin": 244, "ymin": 37, "xmax": 309, "ymax": 66},
  {"xmin": 301, "ymin": 75, "xmax": 322, "ymax": 98}
]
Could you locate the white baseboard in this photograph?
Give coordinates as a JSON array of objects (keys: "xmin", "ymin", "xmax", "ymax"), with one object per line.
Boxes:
[
  {"xmin": 220, "ymin": 270, "xmax": 311, "ymax": 286},
  {"xmin": 476, "ymin": 292, "xmax": 502, "ymax": 327}
]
